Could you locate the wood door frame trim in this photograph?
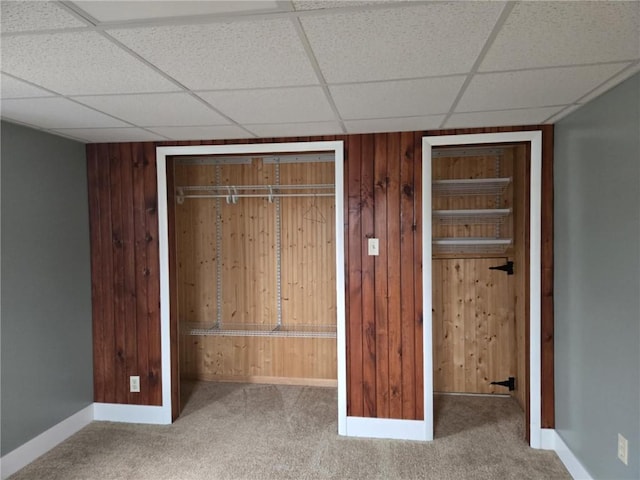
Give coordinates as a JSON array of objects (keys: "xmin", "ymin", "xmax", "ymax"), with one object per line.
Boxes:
[{"xmin": 422, "ymin": 131, "xmax": 546, "ymax": 447}]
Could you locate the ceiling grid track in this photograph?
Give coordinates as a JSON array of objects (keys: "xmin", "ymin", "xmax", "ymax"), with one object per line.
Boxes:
[
  {"xmin": 438, "ymin": 1, "xmax": 517, "ymax": 129},
  {"xmin": 292, "ymin": 17, "xmax": 348, "ymax": 134}
]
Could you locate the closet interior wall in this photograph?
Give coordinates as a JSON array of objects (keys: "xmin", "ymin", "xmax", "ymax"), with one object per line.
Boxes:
[{"xmin": 174, "ymin": 156, "xmax": 337, "ymax": 385}]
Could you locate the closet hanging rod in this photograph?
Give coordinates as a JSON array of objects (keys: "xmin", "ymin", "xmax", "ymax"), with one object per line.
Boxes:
[
  {"xmin": 178, "ymin": 183, "xmax": 334, "ymax": 192},
  {"xmin": 176, "ymin": 184, "xmax": 335, "ymax": 204},
  {"xmin": 182, "ymin": 193, "xmax": 334, "ymax": 199}
]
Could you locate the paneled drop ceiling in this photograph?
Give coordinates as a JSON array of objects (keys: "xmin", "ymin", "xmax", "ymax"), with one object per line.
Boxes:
[{"xmin": 1, "ymin": 0, "xmax": 639, "ymax": 143}]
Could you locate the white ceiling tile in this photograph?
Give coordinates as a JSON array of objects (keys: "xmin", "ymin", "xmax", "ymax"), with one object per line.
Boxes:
[
  {"xmin": 108, "ymin": 19, "xmax": 318, "ymax": 90},
  {"xmin": 0, "ymin": 97, "xmax": 129, "ymax": 129},
  {"xmin": 147, "ymin": 125, "xmax": 253, "ymax": 140},
  {"xmin": 199, "ymin": 87, "xmax": 335, "ymax": 124},
  {"xmin": 1, "ymin": 1, "xmax": 88, "ymax": 33},
  {"xmin": 73, "ymin": 93, "xmax": 230, "ymax": 127},
  {"xmin": 578, "ymin": 62, "xmax": 640, "ymax": 104},
  {"xmin": 51, "ymin": 127, "xmax": 165, "ymax": 143},
  {"xmin": 2, "ymin": 31, "xmax": 178, "ymax": 95},
  {"xmin": 344, "ymin": 115, "xmax": 444, "ymax": 134},
  {"xmin": 1, "ymin": 74, "xmax": 54, "ymax": 99},
  {"xmin": 301, "ymin": 2, "xmax": 505, "ymax": 83},
  {"xmin": 444, "ymin": 107, "xmax": 564, "ymax": 129},
  {"xmin": 245, "ymin": 121, "xmax": 342, "ymax": 137},
  {"xmin": 294, "ymin": 1, "xmax": 385, "ymax": 10},
  {"xmin": 457, "ymin": 64, "xmax": 629, "ymax": 112},
  {"xmin": 330, "ymin": 77, "xmax": 465, "ymax": 120},
  {"xmin": 481, "ymin": 1, "xmax": 640, "ymax": 71},
  {"xmin": 72, "ymin": 1, "xmax": 282, "ymax": 23}
]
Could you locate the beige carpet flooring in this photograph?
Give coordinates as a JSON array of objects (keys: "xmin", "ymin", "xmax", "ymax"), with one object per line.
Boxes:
[{"xmin": 9, "ymin": 382, "xmax": 571, "ymax": 479}]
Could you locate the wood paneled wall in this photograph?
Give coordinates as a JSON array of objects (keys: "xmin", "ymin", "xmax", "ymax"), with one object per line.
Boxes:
[
  {"xmin": 88, "ymin": 143, "xmax": 162, "ymax": 405},
  {"xmin": 87, "ymin": 125, "xmax": 554, "ymax": 427},
  {"xmin": 345, "ymin": 132, "xmax": 422, "ymax": 419}
]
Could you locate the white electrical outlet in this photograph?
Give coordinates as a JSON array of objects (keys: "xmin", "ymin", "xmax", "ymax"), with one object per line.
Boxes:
[
  {"xmin": 368, "ymin": 238, "xmax": 379, "ymax": 256},
  {"xmin": 618, "ymin": 433, "xmax": 628, "ymax": 465},
  {"xmin": 130, "ymin": 376, "xmax": 140, "ymax": 393}
]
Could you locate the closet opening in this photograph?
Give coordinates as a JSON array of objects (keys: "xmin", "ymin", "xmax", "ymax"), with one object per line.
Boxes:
[
  {"xmin": 422, "ymin": 131, "xmax": 543, "ymax": 447},
  {"xmin": 159, "ymin": 142, "xmax": 346, "ymax": 425},
  {"xmin": 430, "ymin": 143, "xmax": 531, "ymax": 442}
]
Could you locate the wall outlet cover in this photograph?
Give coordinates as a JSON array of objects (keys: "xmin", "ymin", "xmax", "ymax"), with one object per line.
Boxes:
[
  {"xmin": 617, "ymin": 433, "xmax": 628, "ymax": 465},
  {"xmin": 368, "ymin": 238, "xmax": 379, "ymax": 256},
  {"xmin": 130, "ymin": 376, "xmax": 140, "ymax": 393}
]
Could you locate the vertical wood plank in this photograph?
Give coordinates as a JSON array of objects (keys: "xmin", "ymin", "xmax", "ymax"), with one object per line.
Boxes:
[
  {"xmin": 413, "ymin": 132, "xmax": 424, "ymax": 420},
  {"xmin": 475, "ymin": 260, "xmax": 489, "ymax": 390},
  {"xmin": 463, "ymin": 259, "xmax": 477, "ymax": 393},
  {"xmin": 347, "ymin": 135, "xmax": 364, "ymax": 417},
  {"xmin": 97, "ymin": 143, "xmax": 116, "ymax": 404},
  {"xmin": 432, "ymin": 259, "xmax": 444, "ymax": 391},
  {"xmin": 373, "ymin": 134, "xmax": 389, "ymax": 418},
  {"xmin": 143, "ymin": 143, "xmax": 162, "ymax": 406},
  {"xmin": 386, "ymin": 133, "xmax": 403, "ymax": 418},
  {"xmin": 360, "ymin": 134, "xmax": 377, "ymax": 417},
  {"xmin": 120, "ymin": 144, "xmax": 139, "ymax": 405},
  {"xmin": 132, "ymin": 143, "xmax": 150, "ymax": 405},
  {"xmin": 109, "ymin": 143, "xmax": 127, "ymax": 404},
  {"xmin": 452, "ymin": 260, "xmax": 465, "ymax": 391},
  {"xmin": 343, "ymin": 133, "xmax": 351, "ymax": 408},
  {"xmin": 399, "ymin": 131, "xmax": 416, "ymax": 419}
]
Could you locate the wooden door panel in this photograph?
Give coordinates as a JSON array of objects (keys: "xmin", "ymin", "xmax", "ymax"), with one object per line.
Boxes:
[{"xmin": 433, "ymin": 257, "xmax": 515, "ymax": 394}]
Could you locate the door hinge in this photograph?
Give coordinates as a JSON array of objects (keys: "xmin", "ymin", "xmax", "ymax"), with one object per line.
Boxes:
[
  {"xmin": 490, "ymin": 376, "xmax": 515, "ymax": 391},
  {"xmin": 489, "ymin": 261, "xmax": 514, "ymax": 275}
]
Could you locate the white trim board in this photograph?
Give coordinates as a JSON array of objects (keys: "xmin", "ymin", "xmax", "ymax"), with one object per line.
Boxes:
[
  {"xmin": 0, "ymin": 404, "xmax": 93, "ymax": 480},
  {"xmin": 155, "ymin": 141, "xmax": 347, "ymax": 434},
  {"xmin": 345, "ymin": 417, "xmax": 429, "ymax": 441},
  {"xmin": 422, "ymin": 131, "xmax": 543, "ymax": 446},
  {"xmin": 541, "ymin": 429, "xmax": 595, "ymax": 480},
  {"xmin": 93, "ymin": 403, "xmax": 170, "ymax": 424}
]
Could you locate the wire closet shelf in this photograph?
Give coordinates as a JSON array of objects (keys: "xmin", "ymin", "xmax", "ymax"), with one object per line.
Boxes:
[{"xmin": 176, "ymin": 184, "xmax": 335, "ymax": 204}]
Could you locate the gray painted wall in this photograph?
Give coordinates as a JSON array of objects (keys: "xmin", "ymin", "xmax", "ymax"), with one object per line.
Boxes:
[
  {"xmin": 1, "ymin": 121, "xmax": 93, "ymax": 456},
  {"xmin": 555, "ymin": 73, "xmax": 640, "ymax": 479}
]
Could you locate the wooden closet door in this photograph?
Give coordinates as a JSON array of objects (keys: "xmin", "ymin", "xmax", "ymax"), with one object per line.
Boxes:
[{"xmin": 433, "ymin": 257, "xmax": 515, "ymax": 394}]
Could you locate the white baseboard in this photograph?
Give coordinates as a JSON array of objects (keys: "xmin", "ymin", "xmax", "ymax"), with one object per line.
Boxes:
[
  {"xmin": 93, "ymin": 403, "xmax": 171, "ymax": 425},
  {"xmin": 344, "ymin": 416, "xmax": 431, "ymax": 441},
  {"xmin": 539, "ymin": 427, "xmax": 557, "ymax": 449},
  {"xmin": 552, "ymin": 430, "xmax": 594, "ymax": 480},
  {"xmin": 0, "ymin": 404, "xmax": 93, "ymax": 480}
]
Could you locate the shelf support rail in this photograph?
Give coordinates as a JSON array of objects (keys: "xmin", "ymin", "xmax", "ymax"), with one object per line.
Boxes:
[
  {"xmin": 495, "ymin": 154, "xmax": 502, "ymax": 237},
  {"xmin": 275, "ymin": 165, "xmax": 283, "ymax": 328},
  {"xmin": 215, "ymin": 165, "xmax": 223, "ymax": 329}
]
